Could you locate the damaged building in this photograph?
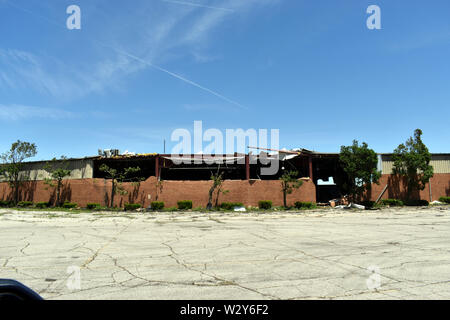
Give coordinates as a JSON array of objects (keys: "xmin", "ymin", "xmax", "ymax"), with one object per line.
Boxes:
[{"xmin": 0, "ymin": 150, "xmax": 449, "ymax": 208}]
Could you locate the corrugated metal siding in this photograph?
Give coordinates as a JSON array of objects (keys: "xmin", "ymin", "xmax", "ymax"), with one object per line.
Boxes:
[
  {"xmin": 381, "ymin": 155, "xmax": 450, "ymax": 174},
  {"xmin": 382, "ymin": 161, "xmax": 394, "ymax": 174},
  {"xmin": 430, "ymin": 158, "xmax": 450, "ymax": 174},
  {"xmin": 0, "ymin": 159, "xmax": 94, "ymax": 182}
]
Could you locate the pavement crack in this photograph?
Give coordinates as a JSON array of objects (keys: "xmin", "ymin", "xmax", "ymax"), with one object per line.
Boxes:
[
  {"xmin": 162, "ymin": 241, "xmax": 280, "ymax": 299},
  {"xmin": 20, "ymin": 242, "xmax": 30, "ymax": 256},
  {"xmin": 81, "ymin": 221, "xmax": 133, "ymax": 269}
]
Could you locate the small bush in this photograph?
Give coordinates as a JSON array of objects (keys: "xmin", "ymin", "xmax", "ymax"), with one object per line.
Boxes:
[
  {"xmin": 220, "ymin": 202, "xmax": 244, "ymax": 210},
  {"xmin": 0, "ymin": 200, "xmax": 12, "ymax": 207},
  {"xmin": 62, "ymin": 202, "xmax": 77, "ymax": 209},
  {"xmin": 177, "ymin": 200, "xmax": 193, "ymax": 210},
  {"xmin": 165, "ymin": 207, "xmax": 178, "ymax": 212},
  {"xmin": 86, "ymin": 203, "xmax": 101, "ymax": 210},
  {"xmin": 124, "ymin": 203, "xmax": 141, "ymax": 211},
  {"xmin": 151, "ymin": 201, "xmax": 165, "ymax": 210},
  {"xmin": 294, "ymin": 201, "xmax": 317, "ymax": 210},
  {"xmin": 258, "ymin": 200, "xmax": 272, "ymax": 210},
  {"xmin": 380, "ymin": 199, "xmax": 404, "ymax": 207},
  {"xmin": 93, "ymin": 206, "xmax": 108, "ymax": 211},
  {"xmin": 405, "ymin": 199, "xmax": 429, "ymax": 207},
  {"xmin": 35, "ymin": 202, "xmax": 49, "ymax": 209},
  {"xmin": 439, "ymin": 196, "xmax": 450, "ymax": 204},
  {"xmin": 17, "ymin": 201, "xmax": 33, "ymax": 207}
]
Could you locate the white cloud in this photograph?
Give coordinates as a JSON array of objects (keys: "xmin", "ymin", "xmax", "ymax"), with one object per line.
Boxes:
[
  {"xmin": 0, "ymin": 0, "xmax": 280, "ymax": 103},
  {"xmin": 161, "ymin": 0, "xmax": 234, "ymax": 12},
  {"xmin": 0, "ymin": 48, "xmax": 146, "ymax": 99},
  {"xmin": 0, "ymin": 104, "xmax": 76, "ymax": 121},
  {"xmin": 181, "ymin": 0, "xmax": 279, "ymax": 44}
]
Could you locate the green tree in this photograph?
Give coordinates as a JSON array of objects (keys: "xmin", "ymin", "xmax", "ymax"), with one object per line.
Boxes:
[
  {"xmin": 0, "ymin": 140, "xmax": 37, "ymax": 205},
  {"xmin": 280, "ymin": 170, "xmax": 303, "ymax": 208},
  {"xmin": 44, "ymin": 156, "xmax": 71, "ymax": 206},
  {"xmin": 392, "ymin": 129, "xmax": 433, "ymax": 200},
  {"xmin": 339, "ymin": 140, "xmax": 380, "ymax": 202},
  {"xmin": 99, "ymin": 164, "xmax": 141, "ymax": 208},
  {"xmin": 207, "ymin": 169, "xmax": 224, "ymax": 210}
]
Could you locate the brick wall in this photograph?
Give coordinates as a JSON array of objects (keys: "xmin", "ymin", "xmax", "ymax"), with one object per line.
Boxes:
[
  {"xmin": 367, "ymin": 173, "xmax": 450, "ymax": 202},
  {"xmin": 0, "ymin": 177, "xmax": 317, "ymax": 208},
  {"xmin": 1, "ymin": 173, "xmax": 448, "ymax": 208}
]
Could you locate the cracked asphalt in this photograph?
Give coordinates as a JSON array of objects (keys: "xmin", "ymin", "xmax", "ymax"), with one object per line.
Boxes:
[{"xmin": 0, "ymin": 206, "xmax": 449, "ymax": 300}]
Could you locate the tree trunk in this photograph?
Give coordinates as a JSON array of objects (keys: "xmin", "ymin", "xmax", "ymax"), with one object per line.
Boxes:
[
  {"xmin": 283, "ymin": 190, "xmax": 287, "ymax": 208},
  {"xmin": 56, "ymin": 180, "xmax": 61, "ymax": 207},
  {"xmin": 110, "ymin": 180, "xmax": 116, "ymax": 208},
  {"xmin": 207, "ymin": 186, "xmax": 214, "ymax": 210},
  {"xmin": 406, "ymin": 183, "xmax": 412, "ymax": 201},
  {"xmin": 214, "ymin": 187, "xmax": 222, "ymax": 208},
  {"xmin": 14, "ymin": 180, "xmax": 19, "ymax": 205}
]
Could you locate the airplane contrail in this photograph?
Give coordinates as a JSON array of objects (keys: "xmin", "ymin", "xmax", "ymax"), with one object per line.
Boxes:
[
  {"xmin": 161, "ymin": 0, "xmax": 234, "ymax": 12},
  {"xmin": 107, "ymin": 45, "xmax": 246, "ymax": 109},
  {"xmin": 4, "ymin": 0, "xmax": 245, "ymax": 109}
]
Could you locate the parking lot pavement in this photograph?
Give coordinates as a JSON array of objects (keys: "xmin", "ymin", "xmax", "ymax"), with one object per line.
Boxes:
[{"xmin": 0, "ymin": 206, "xmax": 449, "ymax": 300}]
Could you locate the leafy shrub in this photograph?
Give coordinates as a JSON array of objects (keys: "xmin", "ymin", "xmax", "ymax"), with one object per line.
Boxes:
[
  {"xmin": 405, "ymin": 199, "xmax": 429, "ymax": 206},
  {"xmin": 62, "ymin": 202, "xmax": 77, "ymax": 209},
  {"xmin": 380, "ymin": 199, "xmax": 404, "ymax": 207},
  {"xmin": 124, "ymin": 203, "xmax": 141, "ymax": 211},
  {"xmin": 35, "ymin": 202, "xmax": 49, "ymax": 209},
  {"xmin": 258, "ymin": 200, "xmax": 272, "ymax": 210},
  {"xmin": 17, "ymin": 201, "xmax": 33, "ymax": 207},
  {"xmin": 0, "ymin": 200, "xmax": 12, "ymax": 207},
  {"xmin": 86, "ymin": 203, "xmax": 101, "ymax": 210},
  {"xmin": 165, "ymin": 207, "xmax": 178, "ymax": 212},
  {"xmin": 220, "ymin": 202, "xmax": 244, "ymax": 210},
  {"xmin": 439, "ymin": 196, "xmax": 450, "ymax": 204},
  {"xmin": 294, "ymin": 201, "xmax": 317, "ymax": 210},
  {"xmin": 151, "ymin": 201, "xmax": 165, "ymax": 210},
  {"xmin": 177, "ymin": 200, "xmax": 193, "ymax": 210},
  {"xmin": 93, "ymin": 206, "xmax": 108, "ymax": 211}
]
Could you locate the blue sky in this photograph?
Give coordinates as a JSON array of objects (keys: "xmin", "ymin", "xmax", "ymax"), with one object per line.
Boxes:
[{"xmin": 0, "ymin": 0, "xmax": 449, "ymax": 161}]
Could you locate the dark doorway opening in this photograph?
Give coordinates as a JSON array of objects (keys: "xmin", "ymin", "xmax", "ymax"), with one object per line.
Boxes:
[{"xmin": 312, "ymin": 155, "xmax": 347, "ymax": 203}]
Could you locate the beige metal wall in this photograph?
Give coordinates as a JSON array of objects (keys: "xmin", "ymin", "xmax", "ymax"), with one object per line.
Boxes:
[
  {"xmin": 0, "ymin": 159, "xmax": 94, "ymax": 182},
  {"xmin": 381, "ymin": 154, "xmax": 450, "ymax": 174}
]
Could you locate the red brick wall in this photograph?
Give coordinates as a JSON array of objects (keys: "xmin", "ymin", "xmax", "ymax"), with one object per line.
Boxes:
[
  {"xmin": 367, "ymin": 173, "xmax": 450, "ymax": 202},
  {"xmin": 0, "ymin": 177, "xmax": 316, "ymax": 208},
  {"xmin": 155, "ymin": 179, "xmax": 316, "ymax": 208},
  {"xmin": 1, "ymin": 173, "xmax": 448, "ymax": 208}
]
